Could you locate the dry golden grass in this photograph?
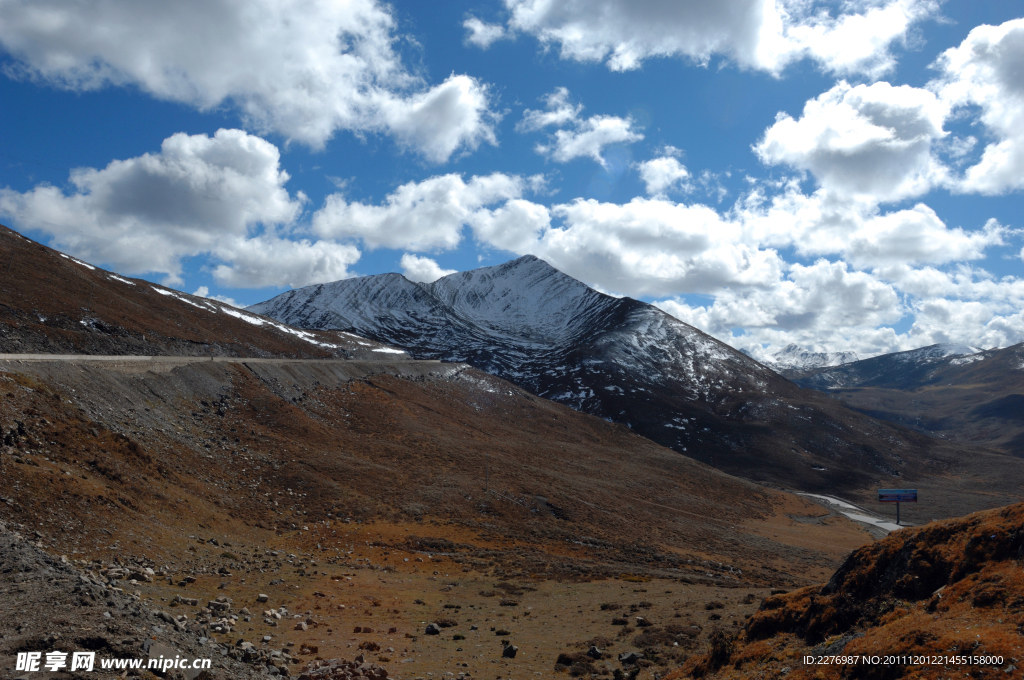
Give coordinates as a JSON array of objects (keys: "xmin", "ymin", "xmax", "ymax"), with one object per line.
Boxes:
[{"xmin": 667, "ymin": 503, "xmax": 1024, "ymax": 680}]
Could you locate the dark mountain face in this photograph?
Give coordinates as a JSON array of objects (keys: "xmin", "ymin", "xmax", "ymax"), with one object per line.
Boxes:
[
  {"xmin": 790, "ymin": 343, "xmax": 1024, "ymax": 455},
  {"xmin": 249, "ymin": 256, "xmax": 1024, "ymax": 510}
]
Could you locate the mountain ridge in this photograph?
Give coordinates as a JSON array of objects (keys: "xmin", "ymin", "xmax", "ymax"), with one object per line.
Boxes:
[
  {"xmin": 250, "ymin": 255, "xmax": 1023, "ymax": 515},
  {"xmin": 787, "ymin": 342, "xmax": 986, "ymax": 389},
  {"xmin": 0, "ymin": 223, "xmax": 405, "ymax": 360}
]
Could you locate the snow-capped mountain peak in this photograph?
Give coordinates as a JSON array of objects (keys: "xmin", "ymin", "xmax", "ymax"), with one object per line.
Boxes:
[
  {"xmin": 249, "ymin": 255, "xmax": 936, "ymax": 493},
  {"xmin": 426, "ymin": 255, "xmax": 615, "ymax": 345},
  {"xmin": 767, "ymin": 344, "xmax": 860, "ymax": 371},
  {"xmin": 895, "ymin": 343, "xmax": 982, "ymax": 362}
]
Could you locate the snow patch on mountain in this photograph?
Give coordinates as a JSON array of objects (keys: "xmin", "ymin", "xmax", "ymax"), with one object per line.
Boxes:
[
  {"xmin": 153, "ymin": 286, "xmax": 216, "ymax": 312},
  {"xmin": 60, "ymin": 253, "xmax": 95, "ymax": 270}
]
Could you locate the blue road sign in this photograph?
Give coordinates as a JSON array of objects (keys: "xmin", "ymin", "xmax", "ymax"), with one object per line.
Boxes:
[{"xmin": 878, "ymin": 489, "xmax": 917, "ymax": 503}]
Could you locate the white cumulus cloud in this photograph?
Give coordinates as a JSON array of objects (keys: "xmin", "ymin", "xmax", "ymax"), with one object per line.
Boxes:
[
  {"xmin": 757, "ymin": 18, "xmax": 1024, "ymax": 201},
  {"xmin": 537, "ymin": 115, "xmax": 644, "ymax": 165},
  {"xmin": 655, "ymin": 259, "xmax": 904, "ymax": 352},
  {"xmin": 400, "ymin": 253, "xmax": 458, "ymax": 283},
  {"xmin": 517, "ymin": 88, "xmax": 643, "ymax": 166},
  {"xmin": 0, "ymin": 0, "xmax": 497, "ymax": 160},
  {"xmin": 0, "ymin": 129, "xmax": 360, "ymax": 286},
  {"xmin": 907, "ymin": 298, "xmax": 1024, "ymax": 350},
  {"xmin": 527, "ymin": 197, "xmax": 783, "ymax": 297},
  {"xmin": 378, "ymin": 74, "xmax": 499, "ymax": 163},
  {"xmin": 933, "ymin": 18, "xmax": 1024, "ymax": 195},
  {"xmin": 469, "ymin": 198, "xmax": 553, "ymax": 253},
  {"xmin": 463, "ymin": 17, "xmax": 510, "ymax": 48},
  {"xmin": 504, "ymin": 0, "xmax": 937, "ymax": 76},
  {"xmin": 312, "ymin": 173, "xmax": 527, "ymax": 251},
  {"xmin": 211, "ymin": 236, "xmax": 360, "ymax": 289},
  {"xmin": 636, "ymin": 156, "xmax": 690, "ymax": 196},
  {"xmin": 755, "ymin": 80, "xmax": 949, "ymax": 201},
  {"xmin": 737, "ymin": 186, "xmax": 1006, "ymax": 270},
  {"xmin": 516, "ymin": 87, "xmax": 584, "ymax": 132}
]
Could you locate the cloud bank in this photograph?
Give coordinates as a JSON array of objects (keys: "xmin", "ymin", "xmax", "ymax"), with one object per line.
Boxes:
[{"xmin": 0, "ymin": 0, "xmax": 498, "ymax": 161}]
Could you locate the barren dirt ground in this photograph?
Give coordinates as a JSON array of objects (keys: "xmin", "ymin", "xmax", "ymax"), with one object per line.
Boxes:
[{"xmin": 1, "ymin": 510, "xmax": 870, "ymax": 679}]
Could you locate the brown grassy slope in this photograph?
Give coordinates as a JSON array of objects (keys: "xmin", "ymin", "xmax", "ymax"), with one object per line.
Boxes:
[
  {"xmin": 0, "ymin": 358, "xmax": 869, "ymax": 588},
  {"xmin": 668, "ymin": 502, "xmax": 1024, "ymax": 680},
  {"xmin": 0, "ymin": 223, "xmax": 398, "ymax": 358}
]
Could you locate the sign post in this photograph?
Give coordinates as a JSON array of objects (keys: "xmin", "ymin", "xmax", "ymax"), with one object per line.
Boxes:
[{"xmin": 878, "ymin": 489, "xmax": 917, "ymax": 525}]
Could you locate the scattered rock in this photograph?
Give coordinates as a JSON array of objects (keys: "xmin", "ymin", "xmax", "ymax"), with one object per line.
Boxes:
[
  {"xmin": 425, "ymin": 623, "xmax": 441, "ymax": 635},
  {"xmin": 299, "ymin": 656, "xmax": 390, "ymax": 679},
  {"xmin": 619, "ymin": 651, "xmax": 644, "ymax": 665},
  {"xmin": 502, "ymin": 644, "xmax": 518, "ymax": 659}
]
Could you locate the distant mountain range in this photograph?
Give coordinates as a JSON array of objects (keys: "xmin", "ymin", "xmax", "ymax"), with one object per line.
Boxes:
[
  {"xmin": 764, "ymin": 344, "xmax": 861, "ymax": 373},
  {"xmin": 764, "ymin": 342, "xmax": 984, "ymax": 376},
  {"xmin": 249, "ymin": 255, "xmax": 1012, "ymax": 503},
  {"xmin": 788, "ymin": 342, "xmax": 1024, "ymax": 455},
  {"xmin": 785, "ymin": 343, "xmax": 983, "ymax": 388}
]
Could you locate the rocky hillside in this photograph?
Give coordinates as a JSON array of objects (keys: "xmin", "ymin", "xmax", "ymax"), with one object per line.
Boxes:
[
  {"xmin": 668, "ymin": 501, "xmax": 1024, "ymax": 679},
  {"xmin": 250, "ymin": 256, "xmax": 1023, "ymax": 515},
  {"xmin": 0, "ymin": 516, "xmax": 325, "ymax": 679},
  {"xmin": 0, "ymin": 223, "xmax": 403, "ymax": 359}
]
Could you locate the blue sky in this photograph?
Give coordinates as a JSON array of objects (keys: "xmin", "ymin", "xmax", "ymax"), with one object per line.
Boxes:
[{"xmin": 0, "ymin": 0, "xmax": 1022, "ymax": 359}]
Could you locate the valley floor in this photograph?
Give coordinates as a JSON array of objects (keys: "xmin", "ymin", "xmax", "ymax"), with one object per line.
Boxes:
[{"xmin": 0, "ymin": 356, "xmax": 878, "ymax": 679}]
